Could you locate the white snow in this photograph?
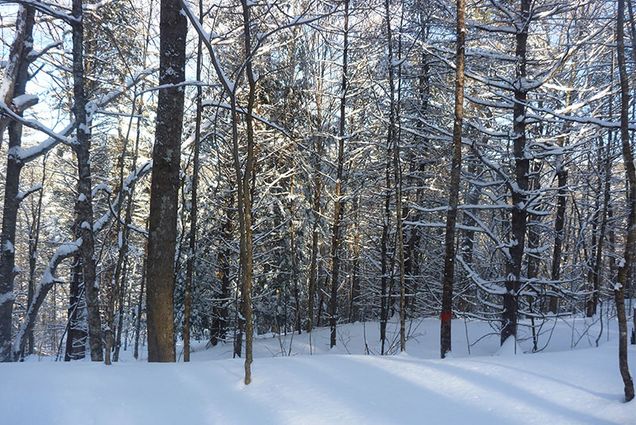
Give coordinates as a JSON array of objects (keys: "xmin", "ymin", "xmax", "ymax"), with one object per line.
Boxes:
[
  {"xmin": 0, "ymin": 291, "xmax": 15, "ymax": 306},
  {"xmin": 495, "ymin": 335, "xmax": 524, "ymax": 356},
  {"xmin": 11, "ymin": 93, "xmax": 38, "ymax": 110},
  {"xmin": 1, "ymin": 318, "xmax": 635, "ymax": 425},
  {"xmin": 3, "ymin": 240, "xmax": 14, "ymax": 254}
]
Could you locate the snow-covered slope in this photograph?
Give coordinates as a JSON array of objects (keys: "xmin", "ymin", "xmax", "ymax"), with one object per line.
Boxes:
[{"xmin": 1, "ymin": 318, "xmax": 634, "ymax": 425}]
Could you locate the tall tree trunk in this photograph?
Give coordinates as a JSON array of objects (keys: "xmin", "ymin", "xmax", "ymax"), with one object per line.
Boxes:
[
  {"xmin": 440, "ymin": 0, "xmax": 465, "ymax": 358},
  {"xmin": 146, "ymin": 0, "xmax": 187, "ymax": 362},
  {"xmin": 502, "ymin": 0, "xmax": 530, "ymax": 346},
  {"xmin": 379, "ymin": 135, "xmax": 391, "ymax": 354},
  {"xmin": 614, "ymin": 0, "xmax": 635, "ymax": 402},
  {"xmin": 237, "ymin": 0, "xmax": 257, "ymax": 384},
  {"xmin": 183, "ymin": 0, "xmax": 204, "ymax": 363},
  {"xmin": 112, "ymin": 100, "xmax": 145, "ymax": 362},
  {"xmin": 394, "ymin": 17, "xmax": 406, "ymax": 354},
  {"xmin": 130, "ymin": 2, "xmax": 154, "ymax": 362},
  {"xmin": 403, "ymin": 49, "xmax": 431, "ymax": 316},
  {"xmin": 526, "ymin": 161, "xmax": 542, "ymax": 352},
  {"xmin": 211, "ymin": 192, "xmax": 233, "ymax": 346},
  {"xmin": 72, "ymin": 0, "xmax": 103, "ymax": 361},
  {"xmin": 133, "ymin": 241, "xmax": 148, "ymax": 360},
  {"xmin": 348, "ymin": 196, "xmax": 361, "ymax": 323},
  {"xmin": 25, "ymin": 160, "xmax": 45, "ymax": 357},
  {"xmin": 329, "ymin": 0, "xmax": 350, "ymax": 349},
  {"xmin": 64, "ymin": 259, "xmax": 87, "ymax": 360},
  {"xmin": 306, "ymin": 135, "xmax": 322, "ymax": 333},
  {"xmin": 0, "ymin": 6, "xmax": 35, "ymax": 362},
  {"xmin": 548, "ymin": 139, "xmax": 568, "ymax": 314},
  {"xmin": 589, "ymin": 132, "xmax": 613, "ymax": 318},
  {"xmin": 104, "ymin": 266, "xmax": 115, "ymax": 365},
  {"xmin": 548, "ymin": 91, "xmax": 571, "ymax": 314},
  {"xmin": 112, "ymin": 103, "xmax": 148, "ymax": 362},
  {"xmin": 383, "ymin": 0, "xmax": 406, "ymax": 352},
  {"xmin": 288, "ymin": 177, "xmax": 302, "ymax": 334}
]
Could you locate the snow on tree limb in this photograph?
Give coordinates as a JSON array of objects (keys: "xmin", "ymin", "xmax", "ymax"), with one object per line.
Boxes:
[
  {"xmin": 0, "ymin": 100, "xmax": 72, "ymax": 144},
  {"xmin": 11, "ymin": 238, "xmax": 81, "ymax": 360},
  {"xmin": 178, "ymin": 0, "xmax": 235, "ymax": 95},
  {"xmin": 11, "ymin": 67, "xmax": 156, "ymax": 164},
  {"xmin": 202, "ymin": 101, "xmax": 291, "ymax": 138},
  {"xmin": 15, "ymin": 183, "xmax": 42, "ymax": 203},
  {"xmin": 11, "ymin": 161, "xmax": 152, "ymax": 361},
  {"xmin": 0, "ymin": 0, "xmax": 79, "ymax": 24}
]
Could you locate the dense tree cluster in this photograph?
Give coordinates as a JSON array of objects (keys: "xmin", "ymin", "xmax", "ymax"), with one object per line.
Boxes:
[{"xmin": 0, "ymin": 0, "xmax": 634, "ymax": 400}]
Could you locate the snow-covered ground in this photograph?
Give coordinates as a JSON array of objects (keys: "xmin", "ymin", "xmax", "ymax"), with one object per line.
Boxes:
[{"xmin": 2, "ymin": 317, "xmax": 635, "ymax": 424}]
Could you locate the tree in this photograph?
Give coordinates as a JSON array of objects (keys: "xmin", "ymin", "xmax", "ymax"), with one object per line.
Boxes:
[
  {"xmin": 0, "ymin": 5, "xmax": 35, "ymax": 362},
  {"xmin": 614, "ymin": 0, "xmax": 635, "ymax": 402},
  {"xmin": 146, "ymin": 0, "xmax": 187, "ymax": 362},
  {"xmin": 440, "ymin": 0, "xmax": 466, "ymax": 359},
  {"xmin": 182, "ymin": 0, "xmax": 204, "ymax": 364},
  {"xmin": 70, "ymin": 0, "xmax": 105, "ymax": 362},
  {"xmin": 329, "ymin": 0, "xmax": 350, "ymax": 349}
]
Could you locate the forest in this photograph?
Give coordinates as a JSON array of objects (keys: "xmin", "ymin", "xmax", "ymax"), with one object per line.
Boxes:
[{"xmin": 1, "ymin": 0, "xmax": 636, "ymax": 423}]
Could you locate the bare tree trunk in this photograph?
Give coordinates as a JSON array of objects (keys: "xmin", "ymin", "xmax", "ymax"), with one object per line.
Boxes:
[
  {"xmin": 64, "ymin": 258, "xmax": 87, "ymax": 360},
  {"xmin": 109, "ymin": 129, "xmax": 129, "ymax": 363},
  {"xmin": 458, "ymin": 154, "xmax": 481, "ymax": 315},
  {"xmin": 440, "ymin": 0, "xmax": 465, "ymax": 358},
  {"xmin": 112, "ymin": 109, "xmax": 145, "ymax": 362},
  {"xmin": 71, "ymin": 0, "xmax": 103, "ymax": 361},
  {"xmin": 288, "ymin": 177, "xmax": 301, "ymax": 334},
  {"xmin": 211, "ymin": 192, "xmax": 233, "ymax": 346},
  {"xmin": 112, "ymin": 118, "xmax": 146, "ymax": 362},
  {"xmin": 549, "ymin": 138, "xmax": 568, "ymax": 314},
  {"xmin": 329, "ymin": 0, "xmax": 350, "ymax": 349},
  {"xmin": 548, "ymin": 90, "xmax": 571, "ymax": 314},
  {"xmin": 306, "ymin": 136, "xmax": 322, "ymax": 333},
  {"xmin": 614, "ymin": 0, "xmax": 635, "ymax": 402},
  {"xmin": 0, "ymin": 5, "xmax": 35, "ymax": 362},
  {"xmin": 183, "ymin": 0, "xmax": 204, "ymax": 363},
  {"xmin": 501, "ymin": 0, "xmax": 530, "ymax": 346},
  {"xmin": 348, "ymin": 196, "xmax": 361, "ymax": 323},
  {"xmin": 316, "ymin": 279, "xmax": 325, "ymax": 328},
  {"xmin": 146, "ymin": 0, "xmax": 187, "ymax": 362},
  {"xmin": 526, "ymin": 160, "xmax": 542, "ymax": 351},
  {"xmin": 587, "ymin": 135, "xmax": 610, "ymax": 318},
  {"xmin": 403, "ymin": 49, "xmax": 430, "ymax": 316},
  {"xmin": 383, "ymin": 0, "xmax": 406, "ymax": 352},
  {"xmin": 25, "ymin": 160, "xmax": 45, "ymax": 357},
  {"xmin": 133, "ymin": 253, "xmax": 146, "ymax": 360},
  {"xmin": 237, "ymin": 0, "xmax": 257, "ymax": 384},
  {"xmin": 104, "ymin": 266, "xmax": 114, "ymax": 366},
  {"xmin": 394, "ymin": 26, "xmax": 406, "ymax": 354},
  {"xmin": 589, "ymin": 60, "xmax": 615, "ymax": 319},
  {"xmin": 379, "ymin": 155, "xmax": 391, "ymax": 355}
]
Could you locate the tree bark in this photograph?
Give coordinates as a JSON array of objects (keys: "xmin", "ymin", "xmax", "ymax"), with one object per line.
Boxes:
[
  {"xmin": 329, "ymin": 0, "xmax": 350, "ymax": 349},
  {"xmin": 238, "ymin": 0, "xmax": 257, "ymax": 384},
  {"xmin": 146, "ymin": 0, "xmax": 187, "ymax": 362},
  {"xmin": 64, "ymin": 258, "xmax": 87, "ymax": 360},
  {"xmin": 72, "ymin": 0, "xmax": 103, "ymax": 361},
  {"xmin": 0, "ymin": 5, "xmax": 35, "ymax": 362},
  {"xmin": 183, "ymin": 0, "xmax": 204, "ymax": 363},
  {"xmin": 25, "ymin": 161, "xmax": 45, "ymax": 357},
  {"xmin": 501, "ymin": 0, "xmax": 530, "ymax": 346},
  {"xmin": 211, "ymin": 192, "xmax": 233, "ymax": 346},
  {"xmin": 440, "ymin": 0, "xmax": 465, "ymax": 358},
  {"xmin": 614, "ymin": 0, "xmax": 635, "ymax": 402},
  {"xmin": 306, "ymin": 135, "xmax": 322, "ymax": 333}
]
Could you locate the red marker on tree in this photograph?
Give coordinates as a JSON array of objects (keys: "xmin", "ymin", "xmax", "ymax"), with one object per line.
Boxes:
[{"xmin": 440, "ymin": 311, "xmax": 452, "ymax": 323}]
